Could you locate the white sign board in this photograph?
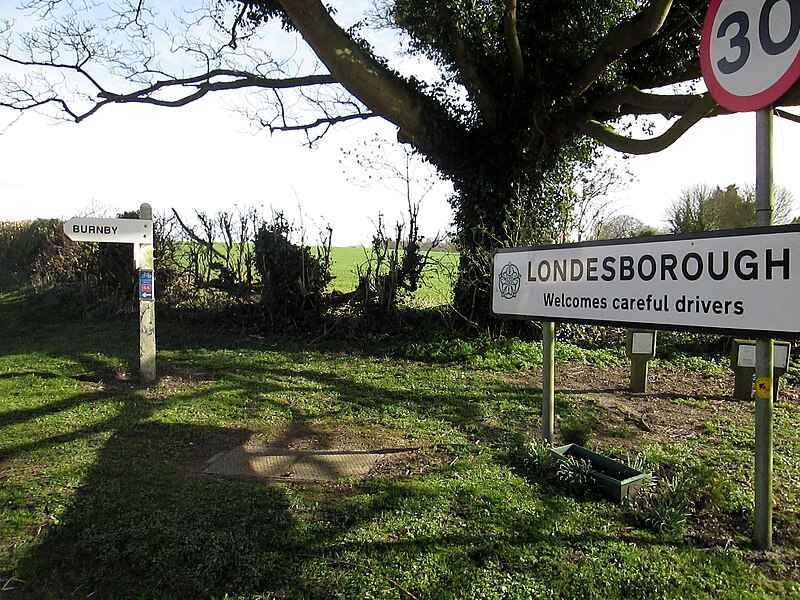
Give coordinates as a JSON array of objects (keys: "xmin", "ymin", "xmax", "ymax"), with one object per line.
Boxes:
[
  {"xmin": 737, "ymin": 343, "xmax": 758, "ymax": 368},
  {"xmin": 64, "ymin": 217, "xmax": 153, "ymax": 244},
  {"xmin": 631, "ymin": 332, "xmax": 656, "ymax": 355},
  {"xmin": 492, "ymin": 227, "xmax": 800, "ymax": 339},
  {"xmin": 736, "ymin": 340, "xmax": 791, "ymax": 368},
  {"xmin": 701, "ymin": 0, "xmax": 800, "ymax": 111}
]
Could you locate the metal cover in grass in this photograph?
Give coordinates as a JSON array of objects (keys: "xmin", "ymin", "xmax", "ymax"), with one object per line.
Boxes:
[{"xmin": 203, "ymin": 443, "xmax": 399, "ymax": 481}]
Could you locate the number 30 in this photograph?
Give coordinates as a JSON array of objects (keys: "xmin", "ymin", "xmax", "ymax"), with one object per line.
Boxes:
[{"xmin": 717, "ymin": 0, "xmax": 800, "ymax": 74}]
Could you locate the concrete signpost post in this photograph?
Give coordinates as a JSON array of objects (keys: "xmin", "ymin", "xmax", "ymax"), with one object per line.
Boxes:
[
  {"xmin": 625, "ymin": 330, "xmax": 657, "ymax": 393},
  {"xmin": 700, "ymin": 0, "xmax": 800, "ymax": 550},
  {"xmin": 137, "ymin": 204, "xmax": 156, "ymax": 385},
  {"xmin": 731, "ymin": 339, "xmax": 791, "ymax": 400},
  {"xmin": 63, "ymin": 204, "xmax": 156, "ymax": 385}
]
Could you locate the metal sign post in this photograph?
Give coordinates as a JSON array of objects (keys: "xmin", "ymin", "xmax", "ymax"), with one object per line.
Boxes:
[
  {"xmin": 542, "ymin": 320, "xmax": 555, "ymax": 444},
  {"xmin": 754, "ymin": 108, "xmax": 774, "ymax": 550},
  {"xmin": 541, "ymin": 239, "xmax": 555, "ymax": 445},
  {"xmin": 138, "ymin": 203, "xmax": 157, "ymax": 385}
]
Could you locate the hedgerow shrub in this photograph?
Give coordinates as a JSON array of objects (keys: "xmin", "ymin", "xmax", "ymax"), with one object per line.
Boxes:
[
  {"xmin": 0, "ymin": 219, "xmax": 84, "ymax": 284},
  {"xmin": 254, "ymin": 212, "xmax": 332, "ymax": 329},
  {"xmin": 2, "ymin": 215, "xmax": 141, "ymax": 316}
]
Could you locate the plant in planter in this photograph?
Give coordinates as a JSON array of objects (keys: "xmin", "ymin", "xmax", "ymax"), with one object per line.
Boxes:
[
  {"xmin": 516, "ymin": 439, "xmax": 556, "ymax": 473},
  {"xmin": 556, "ymin": 455, "xmax": 595, "ymax": 496},
  {"xmin": 551, "ymin": 444, "xmax": 650, "ymax": 502}
]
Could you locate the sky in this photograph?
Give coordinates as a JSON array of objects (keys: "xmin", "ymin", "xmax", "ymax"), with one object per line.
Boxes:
[
  {"xmin": 0, "ymin": 97, "xmax": 452, "ymax": 247},
  {"xmin": 1, "ymin": 3, "xmax": 800, "ymax": 245},
  {"xmin": 616, "ymin": 109, "xmax": 800, "ymax": 229}
]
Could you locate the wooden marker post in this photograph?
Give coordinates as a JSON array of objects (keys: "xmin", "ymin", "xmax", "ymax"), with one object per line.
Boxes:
[
  {"xmin": 138, "ymin": 203, "xmax": 157, "ymax": 385},
  {"xmin": 64, "ymin": 208, "xmax": 155, "ymax": 384}
]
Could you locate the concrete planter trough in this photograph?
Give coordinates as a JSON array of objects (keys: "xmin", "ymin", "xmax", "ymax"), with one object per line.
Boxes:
[{"xmin": 551, "ymin": 444, "xmax": 648, "ymax": 502}]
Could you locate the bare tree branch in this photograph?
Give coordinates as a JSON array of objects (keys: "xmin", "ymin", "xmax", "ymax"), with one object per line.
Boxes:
[
  {"xmin": 776, "ymin": 108, "xmax": 800, "ymax": 125},
  {"xmin": 276, "ymin": 0, "xmax": 427, "ymax": 141},
  {"xmin": 503, "ymin": 0, "xmax": 523, "ymax": 84},
  {"xmin": 579, "ymin": 92, "xmax": 717, "ymax": 154},
  {"xmin": 265, "ymin": 111, "xmax": 375, "ymax": 143},
  {"xmin": 135, "ymin": 0, "xmax": 145, "ymax": 24},
  {"xmin": 0, "ymin": 45, "xmax": 342, "ymax": 122},
  {"xmin": 570, "ymin": 0, "xmax": 673, "ymax": 102},
  {"xmin": 589, "ymin": 86, "xmax": 707, "ymax": 117}
]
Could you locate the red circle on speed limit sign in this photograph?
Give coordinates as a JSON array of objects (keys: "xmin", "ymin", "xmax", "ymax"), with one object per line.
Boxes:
[{"xmin": 701, "ymin": 0, "xmax": 800, "ymax": 111}]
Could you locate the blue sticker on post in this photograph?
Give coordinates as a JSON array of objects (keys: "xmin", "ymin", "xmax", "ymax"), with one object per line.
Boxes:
[{"xmin": 139, "ymin": 269, "xmax": 154, "ymax": 301}]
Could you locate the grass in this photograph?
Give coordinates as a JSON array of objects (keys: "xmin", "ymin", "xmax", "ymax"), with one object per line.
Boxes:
[{"xmin": 1, "ymin": 289, "xmax": 799, "ymax": 599}]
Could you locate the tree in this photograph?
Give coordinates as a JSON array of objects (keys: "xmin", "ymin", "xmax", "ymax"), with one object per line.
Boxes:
[
  {"xmin": 3, "ymin": 0, "xmax": 800, "ymax": 322},
  {"xmin": 666, "ymin": 183, "xmax": 796, "ymax": 233},
  {"xmin": 665, "ymin": 183, "xmax": 719, "ymax": 234},
  {"xmin": 741, "ymin": 183, "xmax": 797, "ymax": 226},
  {"xmin": 592, "ymin": 214, "xmax": 656, "ymax": 240},
  {"xmin": 553, "ymin": 152, "xmax": 634, "ymax": 243}
]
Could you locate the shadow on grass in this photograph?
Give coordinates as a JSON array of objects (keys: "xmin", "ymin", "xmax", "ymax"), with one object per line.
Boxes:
[
  {"xmin": 6, "ymin": 372, "xmax": 305, "ymax": 599},
  {"xmin": 4, "ymin": 320, "xmax": 791, "ymax": 599},
  {"xmin": 17, "ymin": 434, "xmax": 303, "ymax": 598},
  {"xmin": 0, "ymin": 336, "xmax": 562, "ymax": 599}
]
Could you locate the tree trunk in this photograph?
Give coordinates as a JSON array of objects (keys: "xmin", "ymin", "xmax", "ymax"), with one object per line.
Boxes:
[{"xmin": 449, "ymin": 158, "xmax": 565, "ymax": 326}]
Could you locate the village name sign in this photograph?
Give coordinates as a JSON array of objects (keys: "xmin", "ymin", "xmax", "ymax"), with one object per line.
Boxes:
[
  {"xmin": 492, "ymin": 226, "xmax": 800, "ymax": 339},
  {"xmin": 490, "ymin": 0, "xmax": 800, "ymax": 554}
]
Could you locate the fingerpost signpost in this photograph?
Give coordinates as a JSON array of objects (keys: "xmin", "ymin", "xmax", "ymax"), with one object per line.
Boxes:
[
  {"xmin": 492, "ymin": 0, "xmax": 800, "ymax": 550},
  {"xmin": 63, "ymin": 204, "xmax": 157, "ymax": 385}
]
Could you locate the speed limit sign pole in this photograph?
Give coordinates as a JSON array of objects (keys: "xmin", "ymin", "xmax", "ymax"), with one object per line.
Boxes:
[
  {"xmin": 754, "ymin": 108, "xmax": 775, "ymax": 551},
  {"xmin": 702, "ymin": 0, "xmax": 800, "ymax": 550}
]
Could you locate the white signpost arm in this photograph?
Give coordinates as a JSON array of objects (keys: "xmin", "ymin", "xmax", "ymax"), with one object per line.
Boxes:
[{"xmin": 754, "ymin": 108, "xmax": 774, "ymax": 550}]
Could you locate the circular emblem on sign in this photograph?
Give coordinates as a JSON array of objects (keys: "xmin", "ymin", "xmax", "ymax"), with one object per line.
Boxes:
[
  {"xmin": 701, "ymin": 0, "xmax": 800, "ymax": 111},
  {"xmin": 498, "ymin": 262, "xmax": 522, "ymax": 299}
]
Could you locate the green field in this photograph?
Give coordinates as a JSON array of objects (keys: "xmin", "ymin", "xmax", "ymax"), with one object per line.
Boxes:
[
  {"xmin": 185, "ymin": 244, "xmax": 457, "ymax": 306},
  {"xmin": 326, "ymin": 247, "xmax": 458, "ymax": 305},
  {"xmin": 1, "ymin": 286, "xmax": 799, "ymax": 599}
]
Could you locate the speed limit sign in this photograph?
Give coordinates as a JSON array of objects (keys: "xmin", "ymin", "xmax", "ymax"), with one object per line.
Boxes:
[{"xmin": 701, "ymin": 0, "xmax": 800, "ymax": 111}]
